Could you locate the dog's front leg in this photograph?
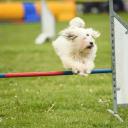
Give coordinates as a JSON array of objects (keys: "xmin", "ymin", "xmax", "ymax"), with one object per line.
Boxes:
[
  {"xmin": 61, "ymin": 57, "xmax": 85, "ymax": 74},
  {"xmin": 84, "ymin": 61, "xmax": 95, "ymax": 75},
  {"xmin": 61, "ymin": 57, "xmax": 78, "ymax": 72}
]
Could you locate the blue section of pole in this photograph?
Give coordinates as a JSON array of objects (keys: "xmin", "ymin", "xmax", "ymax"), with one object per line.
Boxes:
[
  {"xmin": 64, "ymin": 69, "xmax": 112, "ymax": 75},
  {"xmin": 91, "ymin": 69, "xmax": 112, "ymax": 74},
  {"xmin": 0, "ymin": 74, "xmax": 5, "ymax": 78}
]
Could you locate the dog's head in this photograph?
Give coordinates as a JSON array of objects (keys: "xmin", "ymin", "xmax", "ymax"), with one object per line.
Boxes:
[{"xmin": 61, "ymin": 27, "xmax": 100, "ymax": 51}]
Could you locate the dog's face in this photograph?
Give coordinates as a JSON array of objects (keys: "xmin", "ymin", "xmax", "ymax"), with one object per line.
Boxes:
[{"xmin": 62, "ymin": 28, "xmax": 100, "ymax": 51}]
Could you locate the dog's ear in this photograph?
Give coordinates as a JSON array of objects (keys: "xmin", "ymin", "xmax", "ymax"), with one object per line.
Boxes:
[
  {"xmin": 60, "ymin": 29, "xmax": 78, "ymax": 40},
  {"xmin": 92, "ymin": 30, "xmax": 101, "ymax": 38},
  {"xmin": 66, "ymin": 32, "xmax": 78, "ymax": 40}
]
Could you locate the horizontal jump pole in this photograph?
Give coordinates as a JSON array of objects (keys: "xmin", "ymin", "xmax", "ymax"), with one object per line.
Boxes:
[{"xmin": 0, "ymin": 69, "xmax": 112, "ymax": 79}]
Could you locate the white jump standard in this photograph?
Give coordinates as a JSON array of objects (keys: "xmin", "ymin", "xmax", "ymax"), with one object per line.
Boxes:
[{"xmin": 109, "ymin": 0, "xmax": 128, "ymax": 122}]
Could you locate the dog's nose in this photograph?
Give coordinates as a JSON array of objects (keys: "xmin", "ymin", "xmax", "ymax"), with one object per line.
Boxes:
[{"xmin": 90, "ymin": 42, "xmax": 93, "ymax": 45}]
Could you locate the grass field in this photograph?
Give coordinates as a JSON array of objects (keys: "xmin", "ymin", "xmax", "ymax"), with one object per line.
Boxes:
[{"xmin": 0, "ymin": 13, "xmax": 128, "ymax": 128}]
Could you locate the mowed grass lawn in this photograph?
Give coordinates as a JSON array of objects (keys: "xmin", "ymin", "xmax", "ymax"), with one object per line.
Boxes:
[{"xmin": 0, "ymin": 13, "xmax": 128, "ymax": 128}]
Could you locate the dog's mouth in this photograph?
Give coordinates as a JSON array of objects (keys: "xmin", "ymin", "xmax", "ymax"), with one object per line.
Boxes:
[{"xmin": 86, "ymin": 45, "xmax": 93, "ymax": 49}]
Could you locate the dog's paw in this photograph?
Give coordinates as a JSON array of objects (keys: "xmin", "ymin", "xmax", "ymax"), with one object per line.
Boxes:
[
  {"xmin": 72, "ymin": 63, "xmax": 90, "ymax": 76},
  {"xmin": 72, "ymin": 69, "xmax": 79, "ymax": 74},
  {"xmin": 86, "ymin": 69, "xmax": 92, "ymax": 74},
  {"xmin": 79, "ymin": 72, "xmax": 88, "ymax": 77},
  {"xmin": 79, "ymin": 69, "xmax": 91, "ymax": 76}
]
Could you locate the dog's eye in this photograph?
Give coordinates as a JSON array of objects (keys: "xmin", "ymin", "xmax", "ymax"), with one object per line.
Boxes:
[{"xmin": 86, "ymin": 34, "xmax": 89, "ymax": 36}]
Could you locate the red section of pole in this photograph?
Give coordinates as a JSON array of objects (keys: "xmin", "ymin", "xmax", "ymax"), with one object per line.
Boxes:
[{"xmin": 5, "ymin": 71, "xmax": 65, "ymax": 78}]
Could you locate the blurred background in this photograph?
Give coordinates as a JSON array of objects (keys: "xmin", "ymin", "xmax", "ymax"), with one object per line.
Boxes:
[{"xmin": 0, "ymin": 0, "xmax": 127, "ymax": 23}]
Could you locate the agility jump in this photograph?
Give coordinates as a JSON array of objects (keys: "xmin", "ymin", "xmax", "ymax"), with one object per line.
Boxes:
[{"xmin": 0, "ymin": 69, "xmax": 112, "ymax": 78}]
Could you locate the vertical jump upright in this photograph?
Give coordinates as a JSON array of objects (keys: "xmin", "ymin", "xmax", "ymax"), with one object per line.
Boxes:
[{"xmin": 108, "ymin": 0, "xmax": 128, "ymax": 122}]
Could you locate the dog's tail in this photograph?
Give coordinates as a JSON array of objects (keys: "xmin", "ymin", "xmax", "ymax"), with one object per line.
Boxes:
[{"xmin": 69, "ymin": 17, "xmax": 85, "ymax": 28}]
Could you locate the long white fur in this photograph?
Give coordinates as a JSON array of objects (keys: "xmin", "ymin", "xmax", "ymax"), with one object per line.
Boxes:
[{"xmin": 52, "ymin": 17, "xmax": 100, "ymax": 76}]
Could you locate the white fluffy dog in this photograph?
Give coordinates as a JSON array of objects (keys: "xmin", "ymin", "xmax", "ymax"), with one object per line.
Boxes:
[{"xmin": 52, "ymin": 17, "xmax": 100, "ymax": 76}]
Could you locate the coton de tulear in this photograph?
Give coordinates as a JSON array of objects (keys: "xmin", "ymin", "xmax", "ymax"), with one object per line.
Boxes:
[{"xmin": 53, "ymin": 17, "xmax": 100, "ymax": 76}]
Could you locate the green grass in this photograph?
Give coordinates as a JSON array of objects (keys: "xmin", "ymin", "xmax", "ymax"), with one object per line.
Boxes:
[{"xmin": 0, "ymin": 13, "xmax": 128, "ymax": 128}]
